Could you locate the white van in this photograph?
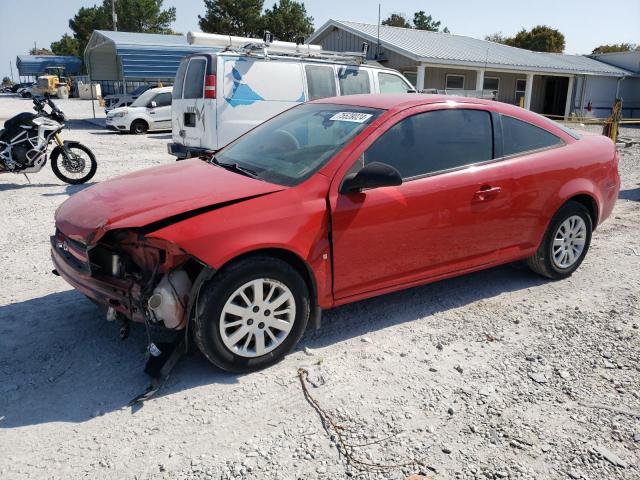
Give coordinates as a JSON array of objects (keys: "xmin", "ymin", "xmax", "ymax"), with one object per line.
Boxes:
[{"xmin": 168, "ymin": 48, "xmax": 415, "ymax": 159}]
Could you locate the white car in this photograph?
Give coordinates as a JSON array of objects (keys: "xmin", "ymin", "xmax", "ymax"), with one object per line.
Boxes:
[
  {"xmin": 105, "ymin": 86, "xmax": 172, "ymax": 134},
  {"xmin": 103, "ymin": 84, "xmax": 153, "ymax": 113}
]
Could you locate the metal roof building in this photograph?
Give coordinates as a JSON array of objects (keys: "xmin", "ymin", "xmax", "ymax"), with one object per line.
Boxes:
[
  {"xmin": 16, "ymin": 55, "xmax": 82, "ymax": 77},
  {"xmin": 309, "ymin": 20, "xmax": 636, "ymax": 118},
  {"xmin": 84, "ymin": 30, "xmax": 217, "ymax": 82}
]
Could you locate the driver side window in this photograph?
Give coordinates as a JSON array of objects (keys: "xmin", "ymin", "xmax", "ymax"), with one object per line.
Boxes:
[
  {"xmin": 362, "ymin": 109, "xmax": 494, "ymax": 179},
  {"xmin": 154, "ymin": 92, "xmax": 172, "ymax": 107}
]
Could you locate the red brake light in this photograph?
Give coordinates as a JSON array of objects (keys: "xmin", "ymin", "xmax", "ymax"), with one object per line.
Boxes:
[{"xmin": 205, "ymin": 74, "xmax": 216, "ymax": 99}]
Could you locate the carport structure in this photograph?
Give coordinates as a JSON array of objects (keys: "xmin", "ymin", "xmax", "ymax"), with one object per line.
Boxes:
[
  {"xmin": 309, "ymin": 20, "xmax": 632, "ymax": 119},
  {"xmin": 15, "ymin": 55, "xmax": 82, "ymax": 81},
  {"xmin": 84, "ymin": 30, "xmax": 216, "ymax": 92}
]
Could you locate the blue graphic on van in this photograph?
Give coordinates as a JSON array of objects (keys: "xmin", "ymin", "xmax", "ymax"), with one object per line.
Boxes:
[
  {"xmin": 226, "ymin": 66, "xmax": 264, "ymax": 107},
  {"xmin": 296, "ymin": 91, "xmax": 305, "ymax": 102}
]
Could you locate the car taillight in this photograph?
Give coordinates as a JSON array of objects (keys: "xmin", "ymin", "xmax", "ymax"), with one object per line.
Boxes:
[{"xmin": 205, "ymin": 74, "xmax": 216, "ymax": 99}]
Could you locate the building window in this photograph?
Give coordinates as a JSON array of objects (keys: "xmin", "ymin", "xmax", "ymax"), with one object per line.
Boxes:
[
  {"xmin": 483, "ymin": 77, "xmax": 500, "ymax": 92},
  {"xmin": 445, "ymin": 74, "xmax": 464, "ymax": 90},
  {"xmin": 515, "ymin": 78, "xmax": 527, "ymax": 106}
]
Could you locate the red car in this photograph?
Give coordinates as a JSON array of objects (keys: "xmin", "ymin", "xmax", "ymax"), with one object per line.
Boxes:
[{"xmin": 52, "ymin": 94, "xmax": 620, "ymax": 372}]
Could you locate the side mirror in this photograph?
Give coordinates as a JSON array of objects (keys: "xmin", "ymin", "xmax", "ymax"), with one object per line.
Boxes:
[
  {"xmin": 339, "ymin": 162, "xmax": 402, "ymax": 194},
  {"xmin": 149, "ymin": 100, "xmax": 157, "ymax": 108}
]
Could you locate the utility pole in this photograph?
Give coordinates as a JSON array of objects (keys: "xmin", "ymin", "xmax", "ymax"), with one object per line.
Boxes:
[
  {"xmin": 112, "ymin": 0, "xmax": 118, "ymax": 31},
  {"xmin": 9, "ymin": 60, "xmax": 14, "ymax": 82}
]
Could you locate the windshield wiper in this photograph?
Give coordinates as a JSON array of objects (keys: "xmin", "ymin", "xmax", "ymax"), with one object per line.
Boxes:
[{"xmin": 209, "ymin": 156, "xmax": 261, "ymax": 179}]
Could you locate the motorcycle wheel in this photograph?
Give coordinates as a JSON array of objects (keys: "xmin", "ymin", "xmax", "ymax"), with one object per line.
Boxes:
[{"xmin": 50, "ymin": 143, "xmax": 97, "ymax": 184}]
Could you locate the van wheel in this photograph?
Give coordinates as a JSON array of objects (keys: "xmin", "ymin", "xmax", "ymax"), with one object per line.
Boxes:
[
  {"xmin": 130, "ymin": 120, "xmax": 148, "ymax": 135},
  {"xmin": 193, "ymin": 256, "xmax": 310, "ymax": 373},
  {"xmin": 526, "ymin": 201, "xmax": 592, "ymax": 279}
]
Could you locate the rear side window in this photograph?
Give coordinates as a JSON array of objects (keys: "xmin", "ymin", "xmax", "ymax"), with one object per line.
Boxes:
[
  {"xmin": 183, "ymin": 59, "xmax": 206, "ymax": 99},
  {"xmin": 338, "ymin": 68, "xmax": 371, "ymax": 95},
  {"xmin": 154, "ymin": 92, "xmax": 172, "ymax": 107},
  {"xmin": 501, "ymin": 115, "xmax": 563, "ymax": 156},
  {"xmin": 305, "ymin": 65, "xmax": 336, "ymax": 100},
  {"xmin": 364, "ymin": 109, "xmax": 493, "ymax": 179},
  {"xmin": 173, "ymin": 60, "xmax": 188, "ymax": 99},
  {"xmin": 378, "ymin": 73, "xmax": 410, "ymax": 93}
]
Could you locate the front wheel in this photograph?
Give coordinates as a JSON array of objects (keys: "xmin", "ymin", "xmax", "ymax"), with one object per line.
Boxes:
[
  {"xmin": 50, "ymin": 143, "xmax": 97, "ymax": 184},
  {"xmin": 193, "ymin": 256, "xmax": 310, "ymax": 372}
]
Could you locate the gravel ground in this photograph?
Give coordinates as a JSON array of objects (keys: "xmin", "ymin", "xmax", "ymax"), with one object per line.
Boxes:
[{"xmin": 0, "ymin": 95, "xmax": 638, "ymax": 480}]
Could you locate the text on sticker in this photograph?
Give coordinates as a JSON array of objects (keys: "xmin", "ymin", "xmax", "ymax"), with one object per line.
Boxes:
[{"xmin": 329, "ymin": 112, "xmax": 373, "ymax": 123}]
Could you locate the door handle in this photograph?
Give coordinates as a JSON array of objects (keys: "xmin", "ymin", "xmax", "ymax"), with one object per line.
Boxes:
[
  {"xmin": 150, "ymin": 111, "xmax": 156, "ymax": 114},
  {"xmin": 473, "ymin": 186, "xmax": 502, "ymax": 201}
]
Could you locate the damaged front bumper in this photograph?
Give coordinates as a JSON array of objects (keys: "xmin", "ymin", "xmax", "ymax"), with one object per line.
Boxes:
[
  {"xmin": 51, "ymin": 233, "xmax": 146, "ymax": 322},
  {"xmin": 51, "ymin": 229, "xmax": 194, "ymax": 329}
]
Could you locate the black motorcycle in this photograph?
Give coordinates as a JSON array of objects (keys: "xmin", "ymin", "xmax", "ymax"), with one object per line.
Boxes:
[{"xmin": 0, "ymin": 96, "xmax": 97, "ymax": 184}]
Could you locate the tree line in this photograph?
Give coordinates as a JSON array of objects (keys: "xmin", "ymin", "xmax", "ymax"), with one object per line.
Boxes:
[{"xmin": 32, "ymin": 0, "xmax": 636, "ymax": 61}]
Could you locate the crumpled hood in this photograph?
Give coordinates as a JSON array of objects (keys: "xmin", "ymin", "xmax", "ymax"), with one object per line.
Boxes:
[{"xmin": 55, "ymin": 159, "xmax": 284, "ymax": 244}]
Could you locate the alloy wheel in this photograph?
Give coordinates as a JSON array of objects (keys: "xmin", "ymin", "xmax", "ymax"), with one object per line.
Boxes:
[
  {"xmin": 219, "ymin": 278, "xmax": 296, "ymax": 358},
  {"xmin": 552, "ymin": 215, "xmax": 587, "ymax": 269}
]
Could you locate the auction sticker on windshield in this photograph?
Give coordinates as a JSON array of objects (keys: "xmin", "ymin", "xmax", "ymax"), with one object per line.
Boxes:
[{"xmin": 329, "ymin": 112, "xmax": 373, "ymax": 123}]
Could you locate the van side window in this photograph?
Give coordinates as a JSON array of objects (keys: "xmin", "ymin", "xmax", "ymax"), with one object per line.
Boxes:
[
  {"xmin": 305, "ymin": 65, "xmax": 336, "ymax": 100},
  {"xmin": 154, "ymin": 92, "xmax": 172, "ymax": 107},
  {"xmin": 184, "ymin": 59, "xmax": 206, "ymax": 99},
  {"xmin": 173, "ymin": 60, "xmax": 188, "ymax": 99},
  {"xmin": 378, "ymin": 73, "xmax": 411, "ymax": 94},
  {"xmin": 338, "ymin": 68, "xmax": 371, "ymax": 95},
  {"xmin": 364, "ymin": 109, "xmax": 493, "ymax": 179}
]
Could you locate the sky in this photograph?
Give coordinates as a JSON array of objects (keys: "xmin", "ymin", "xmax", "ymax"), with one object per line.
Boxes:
[{"xmin": 1, "ymin": 0, "xmax": 639, "ymax": 80}]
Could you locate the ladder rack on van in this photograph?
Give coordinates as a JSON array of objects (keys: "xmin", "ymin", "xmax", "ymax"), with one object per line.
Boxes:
[
  {"xmin": 187, "ymin": 31, "xmax": 368, "ymax": 65},
  {"xmin": 224, "ymin": 43, "xmax": 367, "ymax": 65}
]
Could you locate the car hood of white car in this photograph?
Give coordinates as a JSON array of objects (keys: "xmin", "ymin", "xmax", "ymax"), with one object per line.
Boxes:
[{"xmin": 107, "ymin": 106, "xmax": 143, "ymax": 117}]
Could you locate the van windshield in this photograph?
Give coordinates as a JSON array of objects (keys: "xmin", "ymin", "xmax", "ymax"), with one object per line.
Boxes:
[
  {"xmin": 131, "ymin": 89, "xmax": 157, "ymax": 107},
  {"xmin": 215, "ymin": 103, "xmax": 383, "ymax": 186}
]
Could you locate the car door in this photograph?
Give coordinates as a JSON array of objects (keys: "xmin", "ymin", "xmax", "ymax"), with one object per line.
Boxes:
[
  {"xmin": 329, "ymin": 106, "xmax": 515, "ymax": 301},
  {"xmin": 149, "ymin": 92, "xmax": 172, "ymax": 130}
]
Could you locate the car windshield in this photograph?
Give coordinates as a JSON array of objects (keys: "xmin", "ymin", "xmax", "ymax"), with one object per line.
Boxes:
[
  {"xmin": 131, "ymin": 85, "xmax": 149, "ymax": 97},
  {"xmin": 215, "ymin": 103, "xmax": 383, "ymax": 186},
  {"xmin": 131, "ymin": 89, "xmax": 157, "ymax": 107}
]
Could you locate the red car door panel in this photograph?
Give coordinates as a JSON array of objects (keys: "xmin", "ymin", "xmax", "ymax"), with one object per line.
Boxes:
[{"xmin": 330, "ymin": 161, "xmax": 514, "ymax": 300}]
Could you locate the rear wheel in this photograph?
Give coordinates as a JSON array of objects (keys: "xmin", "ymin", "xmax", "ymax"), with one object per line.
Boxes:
[
  {"xmin": 130, "ymin": 119, "xmax": 148, "ymax": 135},
  {"xmin": 526, "ymin": 201, "xmax": 592, "ymax": 279},
  {"xmin": 193, "ymin": 256, "xmax": 310, "ymax": 372},
  {"xmin": 50, "ymin": 143, "xmax": 97, "ymax": 184}
]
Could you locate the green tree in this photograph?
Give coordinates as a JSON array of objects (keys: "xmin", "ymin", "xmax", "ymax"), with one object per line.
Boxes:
[
  {"xmin": 382, "ymin": 13, "xmax": 411, "ymax": 28},
  {"xmin": 52, "ymin": 0, "xmax": 176, "ymax": 63},
  {"xmin": 51, "ymin": 34, "xmax": 81, "ymax": 57},
  {"xmin": 262, "ymin": 0, "xmax": 314, "ymax": 42},
  {"xmin": 29, "ymin": 47, "xmax": 54, "ymax": 55},
  {"xmin": 198, "ymin": 0, "xmax": 264, "ymax": 37},
  {"xmin": 413, "ymin": 11, "xmax": 447, "ymax": 32},
  {"xmin": 2, "ymin": 77, "xmax": 13, "ymax": 86},
  {"xmin": 115, "ymin": 0, "xmax": 176, "ymax": 33},
  {"xmin": 505, "ymin": 25, "xmax": 565, "ymax": 53},
  {"xmin": 592, "ymin": 43, "xmax": 638, "ymax": 54}
]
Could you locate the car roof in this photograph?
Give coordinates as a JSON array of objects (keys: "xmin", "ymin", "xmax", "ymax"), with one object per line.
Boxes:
[
  {"xmin": 146, "ymin": 86, "xmax": 172, "ymax": 93},
  {"xmin": 310, "ymin": 93, "xmax": 496, "ymax": 110}
]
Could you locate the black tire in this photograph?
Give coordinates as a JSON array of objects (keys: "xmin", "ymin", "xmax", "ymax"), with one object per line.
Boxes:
[
  {"xmin": 130, "ymin": 119, "xmax": 148, "ymax": 135},
  {"xmin": 193, "ymin": 256, "xmax": 310, "ymax": 373},
  {"xmin": 526, "ymin": 201, "xmax": 593, "ymax": 279},
  {"xmin": 50, "ymin": 143, "xmax": 97, "ymax": 184}
]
